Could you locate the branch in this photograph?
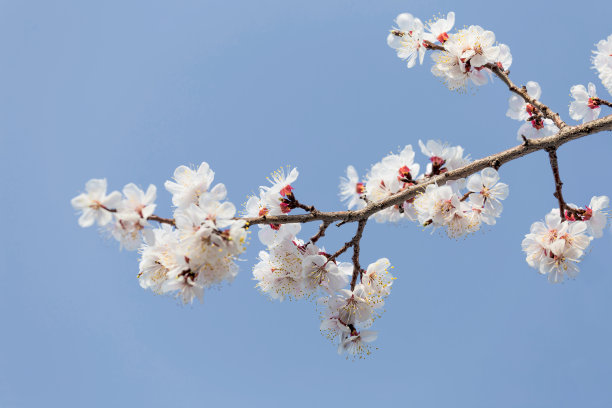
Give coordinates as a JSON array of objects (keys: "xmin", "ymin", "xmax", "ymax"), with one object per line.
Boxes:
[
  {"xmin": 487, "ymin": 64, "xmax": 567, "ymax": 129},
  {"xmin": 101, "ymin": 206, "xmax": 176, "ymax": 226},
  {"xmin": 310, "ymin": 220, "xmax": 331, "ymax": 244},
  {"xmin": 239, "ymin": 114, "xmax": 612, "ymax": 226},
  {"xmin": 593, "ymin": 97, "xmax": 612, "ymax": 109},
  {"xmin": 546, "ymin": 148, "xmax": 566, "ymax": 221},
  {"xmin": 147, "ymin": 215, "xmax": 176, "ymax": 226},
  {"xmin": 349, "ymin": 219, "xmax": 368, "ymax": 291}
]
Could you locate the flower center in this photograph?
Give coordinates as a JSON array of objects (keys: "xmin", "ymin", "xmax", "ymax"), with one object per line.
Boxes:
[
  {"xmin": 587, "ymin": 97, "xmax": 599, "ymax": 109},
  {"xmin": 436, "ymin": 32, "xmax": 449, "ymax": 43}
]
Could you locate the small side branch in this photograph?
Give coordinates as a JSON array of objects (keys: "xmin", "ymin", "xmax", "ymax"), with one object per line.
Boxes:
[
  {"xmin": 593, "ymin": 97, "xmax": 612, "ymax": 109},
  {"xmin": 310, "ymin": 220, "xmax": 331, "ymax": 244},
  {"xmin": 546, "ymin": 148, "xmax": 566, "ymax": 221},
  {"xmin": 488, "ymin": 64, "xmax": 567, "ymax": 130},
  {"xmin": 147, "ymin": 215, "xmax": 176, "ymax": 226},
  {"xmin": 349, "ymin": 219, "xmax": 368, "ymax": 291},
  {"xmin": 423, "ymin": 40, "xmax": 446, "ymax": 51}
]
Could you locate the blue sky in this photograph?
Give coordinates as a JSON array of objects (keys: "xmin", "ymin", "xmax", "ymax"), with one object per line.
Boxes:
[{"xmin": 1, "ymin": 1, "xmax": 612, "ymax": 407}]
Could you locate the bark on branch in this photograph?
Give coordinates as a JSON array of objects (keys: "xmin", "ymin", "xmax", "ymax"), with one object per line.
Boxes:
[{"xmin": 242, "ymin": 114, "xmax": 612, "ymax": 226}]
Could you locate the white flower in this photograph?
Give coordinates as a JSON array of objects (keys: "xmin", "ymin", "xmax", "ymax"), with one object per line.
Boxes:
[
  {"xmin": 380, "ymin": 145, "xmax": 421, "ymax": 181},
  {"xmin": 320, "ymin": 315, "xmax": 350, "ymax": 339},
  {"xmin": 517, "ymin": 118, "xmax": 558, "ymax": 140},
  {"xmin": 418, "ymin": 140, "xmax": 469, "ymax": 174},
  {"xmin": 164, "ymin": 162, "xmax": 216, "ymax": 209},
  {"xmin": 496, "ymin": 43, "xmax": 512, "ymax": 71},
  {"xmin": 302, "ymin": 255, "xmax": 350, "ymax": 293},
  {"xmin": 592, "ymin": 34, "xmax": 612, "ymax": 95},
  {"xmin": 162, "ymin": 269, "xmax": 205, "ymax": 304},
  {"xmin": 337, "ymin": 330, "xmax": 378, "ymax": 357},
  {"xmin": 430, "ymin": 26, "xmax": 498, "ymax": 91},
  {"xmin": 265, "ymin": 166, "xmax": 299, "ymax": 196},
  {"xmin": 414, "ymin": 184, "xmax": 459, "ymax": 225},
  {"xmin": 538, "ymin": 239, "xmax": 582, "ymax": 284},
  {"xmin": 585, "ymin": 195, "xmax": 609, "ymax": 238},
  {"xmin": 261, "ymin": 167, "xmax": 299, "ymax": 215},
  {"xmin": 466, "ymin": 168, "xmax": 509, "ymax": 221},
  {"xmin": 423, "ymin": 11, "xmax": 454, "ymax": 44},
  {"xmin": 506, "ymin": 81, "xmax": 541, "ymax": 121},
  {"xmin": 460, "ymin": 25, "xmax": 500, "ymax": 69},
  {"xmin": 328, "ymin": 284, "xmax": 381, "ymax": 325},
  {"xmin": 569, "ymin": 83, "xmax": 601, "ymax": 123},
  {"xmin": 387, "ymin": 13, "xmax": 426, "ymax": 68},
  {"xmin": 361, "ymin": 258, "xmax": 394, "ymax": 297},
  {"xmin": 138, "ymin": 225, "xmax": 180, "ymax": 292},
  {"xmin": 118, "ymin": 183, "xmax": 157, "ymax": 221},
  {"xmin": 71, "ymin": 178, "xmax": 122, "ymax": 227},
  {"xmin": 522, "ymin": 212, "xmax": 592, "ymax": 283},
  {"xmin": 257, "ymin": 223, "xmax": 301, "ymax": 247},
  {"xmin": 414, "ymin": 183, "xmax": 478, "ymax": 238},
  {"xmin": 108, "ymin": 213, "xmax": 144, "ymax": 251},
  {"xmin": 566, "ymin": 196, "xmax": 609, "ymax": 238},
  {"xmin": 339, "ymin": 165, "xmax": 366, "ymax": 210},
  {"xmin": 252, "ymin": 235, "xmax": 316, "ymax": 301}
]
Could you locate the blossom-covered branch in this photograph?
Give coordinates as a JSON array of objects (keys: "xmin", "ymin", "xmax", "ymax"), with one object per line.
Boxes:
[
  {"xmin": 71, "ymin": 10, "xmax": 612, "ymax": 359},
  {"xmin": 240, "ymin": 115, "xmax": 612, "ymax": 227}
]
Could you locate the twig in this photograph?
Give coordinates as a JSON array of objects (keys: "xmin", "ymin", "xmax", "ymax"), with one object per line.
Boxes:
[
  {"xmin": 593, "ymin": 97, "xmax": 612, "ymax": 108},
  {"xmin": 349, "ymin": 219, "xmax": 368, "ymax": 291},
  {"xmin": 310, "ymin": 221, "xmax": 331, "ymax": 244},
  {"xmin": 423, "ymin": 40, "xmax": 446, "ymax": 51},
  {"xmin": 487, "ymin": 64, "xmax": 567, "ymax": 129},
  {"xmin": 101, "ymin": 206, "xmax": 176, "ymax": 226},
  {"xmin": 147, "ymin": 215, "xmax": 176, "ymax": 226},
  {"xmin": 546, "ymin": 148, "xmax": 566, "ymax": 221}
]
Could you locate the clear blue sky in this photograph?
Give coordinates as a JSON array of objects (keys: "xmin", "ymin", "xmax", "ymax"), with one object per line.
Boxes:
[{"xmin": 1, "ymin": 1, "xmax": 612, "ymax": 407}]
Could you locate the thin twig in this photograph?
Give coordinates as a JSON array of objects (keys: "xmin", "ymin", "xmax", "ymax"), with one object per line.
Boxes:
[
  {"xmin": 487, "ymin": 64, "xmax": 567, "ymax": 129},
  {"xmin": 349, "ymin": 219, "xmax": 368, "ymax": 291},
  {"xmin": 546, "ymin": 148, "xmax": 566, "ymax": 221},
  {"xmin": 423, "ymin": 40, "xmax": 446, "ymax": 51},
  {"xmin": 147, "ymin": 215, "xmax": 176, "ymax": 226},
  {"xmin": 310, "ymin": 220, "xmax": 331, "ymax": 244},
  {"xmin": 593, "ymin": 97, "xmax": 612, "ymax": 108},
  {"xmin": 101, "ymin": 206, "xmax": 176, "ymax": 226}
]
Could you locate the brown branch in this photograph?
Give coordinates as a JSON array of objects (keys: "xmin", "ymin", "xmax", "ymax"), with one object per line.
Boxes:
[
  {"xmin": 593, "ymin": 97, "xmax": 612, "ymax": 109},
  {"xmin": 325, "ymin": 240, "xmax": 354, "ymax": 265},
  {"xmin": 239, "ymin": 114, "xmax": 612, "ymax": 226},
  {"xmin": 293, "ymin": 201, "xmax": 318, "ymax": 214},
  {"xmin": 423, "ymin": 40, "xmax": 446, "ymax": 51},
  {"xmin": 487, "ymin": 64, "xmax": 567, "ymax": 129},
  {"xmin": 310, "ymin": 220, "xmax": 331, "ymax": 244},
  {"xmin": 349, "ymin": 219, "xmax": 368, "ymax": 291},
  {"xmin": 546, "ymin": 148, "xmax": 566, "ymax": 221},
  {"xmin": 147, "ymin": 215, "xmax": 176, "ymax": 226},
  {"xmin": 100, "ymin": 206, "xmax": 176, "ymax": 226},
  {"xmin": 143, "ymin": 115, "xmax": 612, "ymax": 229}
]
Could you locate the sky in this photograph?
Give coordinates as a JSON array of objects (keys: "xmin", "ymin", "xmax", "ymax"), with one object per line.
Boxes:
[{"xmin": 1, "ymin": 1, "xmax": 612, "ymax": 407}]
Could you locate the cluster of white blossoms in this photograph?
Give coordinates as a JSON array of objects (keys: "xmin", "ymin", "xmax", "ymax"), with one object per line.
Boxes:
[
  {"xmin": 245, "ymin": 168, "xmax": 393, "ymax": 358},
  {"xmin": 522, "ymin": 196, "xmax": 609, "ymax": 283},
  {"xmin": 70, "ymin": 178, "xmax": 157, "ymax": 250},
  {"xmin": 320, "ymin": 258, "xmax": 393, "ymax": 358},
  {"xmin": 70, "ymin": 11, "xmax": 612, "ymax": 358},
  {"xmin": 340, "ymin": 141, "xmax": 509, "ymax": 237},
  {"xmin": 71, "ymin": 162, "xmax": 247, "ymax": 304},
  {"xmin": 592, "ymin": 34, "xmax": 612, "ymax": 95},
  {"xmin": 387, "ymin": 11, "xmax": 512, "ymax": 91}
]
